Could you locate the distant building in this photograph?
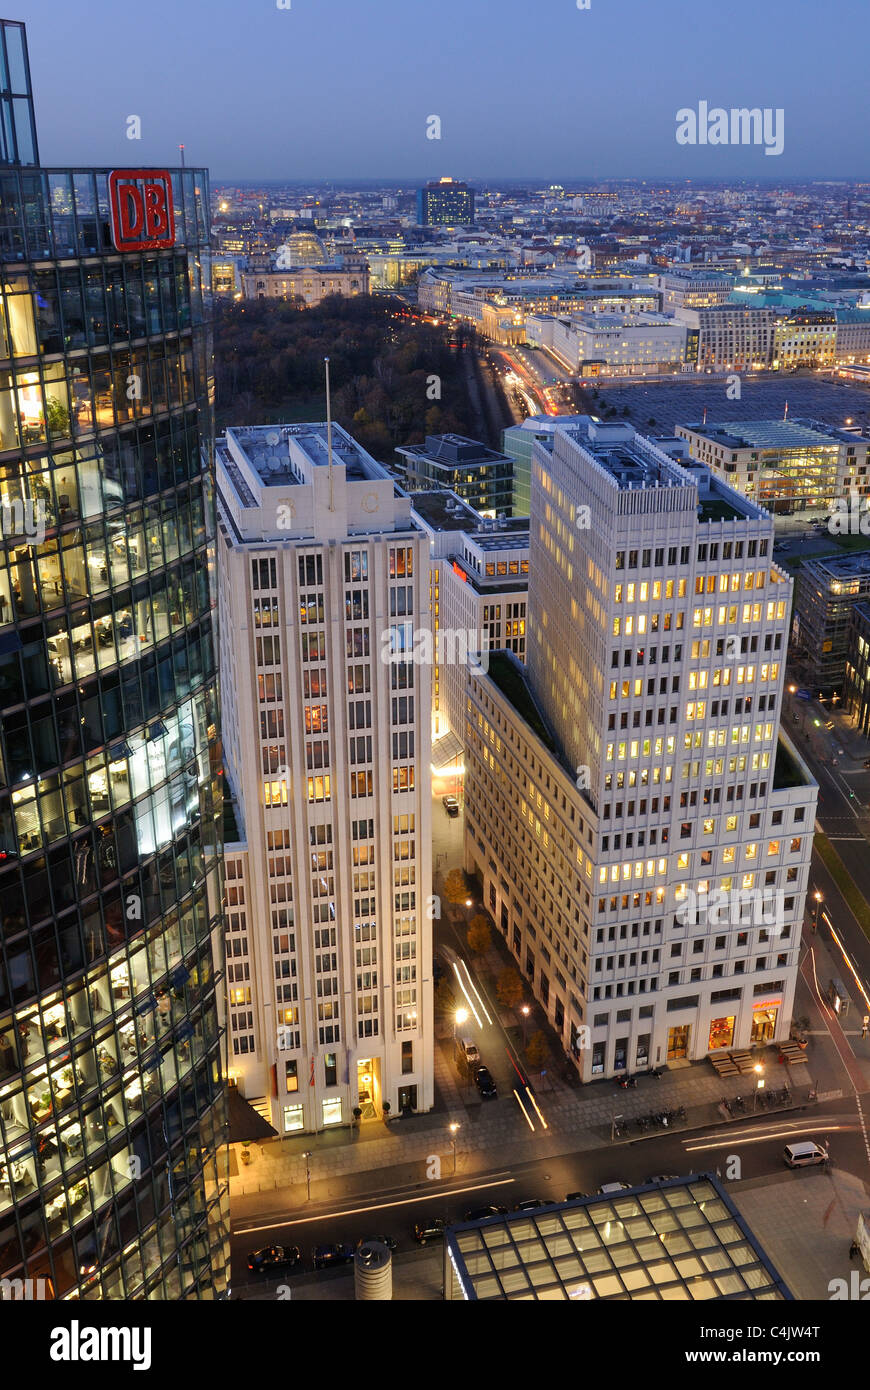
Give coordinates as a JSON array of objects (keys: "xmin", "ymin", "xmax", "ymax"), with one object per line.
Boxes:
[
  {"xmin": 545, "ymin": 312, "xmax": 688, "ymax": 377},
  {"xmin": 394, "ymin": 434, "xmax": 514, "ymax": 517},
  {"xmin": 417, "ymin": 178, "xmax": 475, "ymax": 227},
  {"xmin": 675, "ymin": 304, "xmax": 776, "ymax": 372},
  {"xmin": 675, "ymin": 419, "xmax": 869, "ymax": 514},
  {"xmin": 834, "ymin": 309, "xmax": 870, "ymax": 364},
  {"xmin": 794, "ymin": 551, "xmax": 870, "ymax": 693},
  {"xmin": 240, "ymin": 258, "xmax": 369, "ymax": 305},
  {"xmin": 502, "ymin": 413, "xmax": 589, "ymax": 516},
  {"xmin": 658, "ymin": 270, "xmax": 734, "ymax": 311},
  {"xmin": 772, "ymin": 312, "xmax": 837, "ymax": 370}
]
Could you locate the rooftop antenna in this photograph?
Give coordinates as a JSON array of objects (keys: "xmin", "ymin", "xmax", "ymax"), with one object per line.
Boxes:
[
  {"xmin": 702, "ymin": 404, "xmax": 707, "ymax": 425},
  {"xmin": 324, "ymin": 356, "xmax": 335, "ymax": 511},
  {"xmin": 783, "ymin": 399, "xmax": 789, "ymax": 420},
  {"xmin": 179, "ymin": 143, "xmax": 185, "ymax": 168}
]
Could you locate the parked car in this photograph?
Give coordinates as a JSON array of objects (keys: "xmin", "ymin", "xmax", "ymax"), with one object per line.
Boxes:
[
  {"xmin": 513, "ymin": 1199, "xmax": 551, "ymax": 1211},
  {"xmin": 246, "ymin": 1244, "xmax": 301, "ymax": 1274},
  {"xmin": 463, "ymin": 1204, "xmax": 508, "ymax": 1222},
  {"xmin": 443, "ymin": 795, "xmax": 460, "ymax": 817},
  {"xmin": 566, "ymin": 1191, "xmax": 590, "ymax": 1202},
  {"xmin": 457, "ymin": 1037, "xmax": 481, "ymax": 1068},
  {"xmin": 413, "ymin": 1217, "xmax": 446, "ymax": 1245},
  {"xmin": 313, "ymin": 1242, "xmax": 354, "ymax": 1270},
  {"xmin": 598, "ymin": 1182, "xmax": 631, "ymax": 1195},
  {"xmin": 356, "ymin": 1234, "xmax": 398, "ymax": 1251},
  {"xmin": 643, "ymin": 1174, "xmax": 680, "ymax": 1185},
  {"xmin": 474, "ymin": 1065, "xmax": 498, "ymax": 1098}
]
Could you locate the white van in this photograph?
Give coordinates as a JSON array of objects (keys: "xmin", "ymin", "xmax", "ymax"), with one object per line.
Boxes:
[
  {"xmin": 457, "ymin": 1038, "xmax": 480, "ymax": 1067},
  {"xmin": 783, "ymin": 1140, "xmax": 827, "ymax": 1169}
]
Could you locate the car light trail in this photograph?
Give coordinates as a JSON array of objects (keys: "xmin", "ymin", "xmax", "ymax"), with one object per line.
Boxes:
[
  {"xmin": 683, "ymin": 1122, "xmax": 854, "ymax": 1152},
  {"xmin": 450, "ymin": 961, "xmax": 483, "ymax": 1029},
  {"xmin": 822, "ymin": 912, "xmax": 870, "ymax": 1012},
  {"xmin": 236, "ymin": 1177, "xmax": 517, "ymax": 1233},
  {"xmin": 513, "ymin": 1088, "xmax": 536, "ymax": 1130},
  {"xmin": 527, "ymin": 1090, "xmax": 549, "ymax": 1130},
  {"xmin": 458, "ymin": 958, "xmax": 493, "ymax": 1026}
]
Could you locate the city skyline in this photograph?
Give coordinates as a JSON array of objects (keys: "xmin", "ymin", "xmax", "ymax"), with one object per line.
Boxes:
[{"xmin": 11, "ymin": 0, "xmax": 870, "ymax": 181}]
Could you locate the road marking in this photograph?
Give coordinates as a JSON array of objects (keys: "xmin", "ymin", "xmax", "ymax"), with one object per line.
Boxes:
[{"xmin": 235, "ymin": 1175, "xmax": 517, "ymax": 1234}]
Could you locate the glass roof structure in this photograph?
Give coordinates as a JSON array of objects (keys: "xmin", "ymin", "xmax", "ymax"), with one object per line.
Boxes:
[{"xmin": 444, "ymin": 1175, "xmax": 792, "ymax": 1301}]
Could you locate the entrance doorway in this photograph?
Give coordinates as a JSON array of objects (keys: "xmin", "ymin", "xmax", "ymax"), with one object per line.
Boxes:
[
  {"xmin": 667, "ymin": 1024, "xmax": 691, "ymax": 1061},
  {"xmin": 751, "ymin": 1007, "xmax": 778, "ymax": 1044},
  {"xmin": 398, "ymin": 1084, "xmax": 417, "ymax": 1115},
  {"xmin": 356, "ymin": 1058, "xmax": 380, "ymax": 1119}
]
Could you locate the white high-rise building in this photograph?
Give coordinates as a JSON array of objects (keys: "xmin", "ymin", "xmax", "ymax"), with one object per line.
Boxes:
[
  {"xmin": 464, "ymin": 419, "xmax": 817, "ymax": 1076},
  {"xmin": 217, "ymin": 423, "xmax": 434, "ymax": 1134}
]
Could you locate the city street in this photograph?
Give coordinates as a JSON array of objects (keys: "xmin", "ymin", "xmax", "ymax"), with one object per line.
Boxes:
[{"xmin": 230, "ymin": 1100, "xmax": 864, "ymax": 1293}]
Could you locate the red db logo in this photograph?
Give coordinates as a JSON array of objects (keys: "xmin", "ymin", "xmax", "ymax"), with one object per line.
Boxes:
[{"xmin": 108, "ymin": 170, "xmax": 175, "ymax": 252}]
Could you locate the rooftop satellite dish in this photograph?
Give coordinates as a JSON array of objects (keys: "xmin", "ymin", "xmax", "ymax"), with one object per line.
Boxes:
[{"xmin": 266, "ymin": 431, "xmax": 280, "ymax": 447}]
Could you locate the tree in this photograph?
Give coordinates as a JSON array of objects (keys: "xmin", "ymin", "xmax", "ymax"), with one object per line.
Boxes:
[
  {"xmin": 443, "ymin": 868, "xmax": 470, "ymax": 905},
  {"xmin": 467, "ymin": 916, "xmax": 492, "ymax": 955},
  {"xmin": 434, "ymin": 978, "xmax": 456, "ymax": 1016},
  {"xmin": 647, "ymin": 416, "xmax": 657, "ymax": 426},
  {"xmin": 526, "ymin": 1031, "xmax": 549, "ymax": 1070},
  {"xmin": 496, "ymin": 968, "xmax": 525, "ymax": 1011}
]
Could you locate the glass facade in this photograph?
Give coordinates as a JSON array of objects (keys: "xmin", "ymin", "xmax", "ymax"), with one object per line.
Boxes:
[{"xmin": 0, "ymin": 146, "xmax": 228, "ymax": 1298}]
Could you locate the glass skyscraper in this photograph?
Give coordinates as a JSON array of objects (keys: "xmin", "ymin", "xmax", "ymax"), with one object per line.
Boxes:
[{"xmin": 0, "ymin": 19, "xmax": 229, "ymax": 1298}]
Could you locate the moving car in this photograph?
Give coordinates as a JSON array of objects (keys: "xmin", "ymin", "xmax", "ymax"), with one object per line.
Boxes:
[
  {"xmin": 413, "ymin": 1217, "xmax": 446, "ymax": 1245},
  {"xmin": 312, "ymin": 1242, "xmax": 354, "ymax": 1270},
  {"xmin": 442, "ymin": 795, "xmax": 460, "ymax": 817},
  {"xmin": 783, "ymin": 1140, "xmax": 827, "ymax": 1169},
  {"xmin": 474, "ymin": 1065, "xmax": 497, "ymax": 1098},
  {"xmin": 246, "ymin": 1244, "xmax": 301, "ymax": 1274},
  {"xmin": 463, "ymin": 1204, "xmax": 509, "ymax": 1222},
  {"xmin": 598, "ymin": 1182, "xmax": 631, "ymax": 1195},
  {"xmin": 356, "ymin": 1234, "xmax": 398, "ymax": 1251}
]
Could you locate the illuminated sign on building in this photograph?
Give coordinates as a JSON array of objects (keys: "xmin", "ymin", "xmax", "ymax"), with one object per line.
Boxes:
[{"xmin": 109, "ymin": 170, "xmax": 175, "ymax": 252}]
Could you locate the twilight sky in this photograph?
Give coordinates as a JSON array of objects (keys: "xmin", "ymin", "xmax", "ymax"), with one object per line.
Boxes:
[{"xmin": 12, "ymin": 0, "xmax": 870, "ymax": 181}]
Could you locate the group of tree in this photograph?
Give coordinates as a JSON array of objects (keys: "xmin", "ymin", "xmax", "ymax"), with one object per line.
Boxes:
[{"xmin": 213, "ymin": 293, "xmax": 479, "ymax": 459}]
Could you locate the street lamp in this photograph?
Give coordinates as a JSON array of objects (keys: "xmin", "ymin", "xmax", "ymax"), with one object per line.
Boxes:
[
  {"xmin": 465, "ymin": 898, "xmax": 473, "ymax": 908},
  {"xmin": 752, "ymin": 1064, "xmax": 765, "ymax": 1112},
  {"xmin": 301, "ymin": 1150, "xmax": 312, "ymax": 1201},
  {"xmin": 520, "ymin": 1004, "xmax": 530, "ymax": 1046},
  {"xmin": 449, "ymin": 1121, "xmax": 460, "ymax": 1175},
  {"xmin": 812, "ymin": 890, "xmax": 823, "ymax": 934},
  {"xmin": 453, "ymin": 1006, "xmax": 469, "ymax": 1040}
]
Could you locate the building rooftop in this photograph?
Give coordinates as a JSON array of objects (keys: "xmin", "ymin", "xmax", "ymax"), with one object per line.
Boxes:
[
  {"xmin": 681, "ymin": 419, "xmax": 849, "ymax": 451},
  {"xmin": 396, "ymin": 433, "xmax": 514, "ymax": 467},
  {"xmin": 802, "ymin": 549, "xmax": 870, "ymax": 581},
  {"xmin": 223, "ymin": 422, "xmax": 387, "ymax": 487},
  {"xmin": 409, "ymin": 490, "xmax": 484, "ymax": 532},
  {"xmin": 445, "ymin": 1175, "xmax": 792, "ymax": 1301}
]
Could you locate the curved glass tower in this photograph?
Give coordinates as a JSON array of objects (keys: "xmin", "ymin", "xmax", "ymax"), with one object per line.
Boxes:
[{"xmin": 0, "ymin": 19, "xmax": 228, "ymax": 1299}]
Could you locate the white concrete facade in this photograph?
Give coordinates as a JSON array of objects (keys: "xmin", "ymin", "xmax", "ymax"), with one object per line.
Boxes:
[
  {"xmin": 464, "ymin": 421, "xmax": 817, "ymax": 1078},
  {"xmin": 217, "ymin": 423, "xmax": 434, "ymax": 1134}
]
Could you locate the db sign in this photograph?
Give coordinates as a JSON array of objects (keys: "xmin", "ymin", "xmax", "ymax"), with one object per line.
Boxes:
[{"xmin": 108, "ymin": 169, "xmax": 175, "ymax": 252}]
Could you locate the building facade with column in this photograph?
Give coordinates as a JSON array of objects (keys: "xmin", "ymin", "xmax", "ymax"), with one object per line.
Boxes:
[
  {"xmin": 463, "ymin": 420, "xmax": 817, "ymax": 1077},
  {"xmin": 217, "ymin": 423, "xmax": 434, "ymax": 1134},
  {"xmin": 0, "ymin": 19, "xmax": 229, "ymax": 1300}
]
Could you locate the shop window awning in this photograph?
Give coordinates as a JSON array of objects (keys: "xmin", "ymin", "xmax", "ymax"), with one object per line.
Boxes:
[{"xmin": 228, "ymin": 1088, "xmax": 277, "ymax": 1144}]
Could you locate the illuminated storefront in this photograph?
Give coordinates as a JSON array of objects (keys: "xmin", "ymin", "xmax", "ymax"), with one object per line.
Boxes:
[
  {"xmin": 0, "ymin": 20, "xmax": 228, "ymax": 1300},
  {"xmin": 751, "ymin": 998, "xmax": 781, "ymax": 1044}
]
